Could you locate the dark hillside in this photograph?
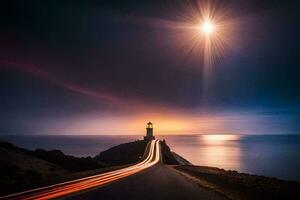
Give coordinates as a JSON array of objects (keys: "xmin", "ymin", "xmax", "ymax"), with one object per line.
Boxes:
[
  {"xmin": 0, "ymin": 139, "xmax": 149, "ymax": 196},
  {"xmin": 0, "ymin": 141, "xmax": 68, "ymax": 195},
  {"xmin": 29, "ymin": 149, "xmax": 103, "ymax": 172},
  {"xmin": 94, "ymin": 140, "xmax": 148, "ymax": 166},
  {"xmin": 160, "ymin": 140, "xmax": 180, "ymax": 165},
  {"xmin": 175, "ymin": 165, "xmax": 300, "ymax": 200}
]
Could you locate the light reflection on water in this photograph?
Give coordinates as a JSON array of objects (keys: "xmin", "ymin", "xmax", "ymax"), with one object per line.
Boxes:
[
  {"xmin": 1, "ymin": 134, "xmax": 300, "ymax": 181},
  {"xmin": 157, "ymin": 134, "xmax": 242, "ymax": 170},
  {"xmin": 199, "ymin": 135, "xmax": 241, "ymax": 170},
  {"xmin": 158, "ymin": 134, "xmax": 300, "ymax": 181}
]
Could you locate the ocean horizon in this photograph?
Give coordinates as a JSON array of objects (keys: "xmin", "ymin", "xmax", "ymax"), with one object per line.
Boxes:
[{"xmin": 1, "ymin": 134, "xmax": 300, "ymax": 182}]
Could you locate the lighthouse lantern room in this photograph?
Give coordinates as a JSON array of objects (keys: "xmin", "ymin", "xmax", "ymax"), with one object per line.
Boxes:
[{"xmin": 144, "ymin": 122, "xmax": 155, "ymax": 141}]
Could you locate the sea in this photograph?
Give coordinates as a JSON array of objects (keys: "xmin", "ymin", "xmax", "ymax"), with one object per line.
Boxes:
[{"xmin": 1, "ymin": 134, "xmax": 300, "ymax": 182}]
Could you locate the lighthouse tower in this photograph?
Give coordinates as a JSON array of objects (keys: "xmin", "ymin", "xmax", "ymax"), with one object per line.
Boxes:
[{"xmin": 144, "ymin": 122, "xmax": 155, "ymax": 141}]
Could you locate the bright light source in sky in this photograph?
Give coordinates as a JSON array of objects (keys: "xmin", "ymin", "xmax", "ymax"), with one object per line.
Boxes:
[
  {"xmin": 148, "ymin": 1, "xmax": 241, "ymax": 101},
  {"xmin": 200, "ymin": 20, "xmax": 215, "ymax": 35}
]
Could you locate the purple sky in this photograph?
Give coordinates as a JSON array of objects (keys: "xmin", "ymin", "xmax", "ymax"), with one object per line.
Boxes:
[{"xmin": 0, "ymin": 0, "xmax": 299, "ymax": 135}]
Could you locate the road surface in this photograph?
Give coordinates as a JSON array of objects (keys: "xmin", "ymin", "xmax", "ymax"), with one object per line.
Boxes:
[
  {"xmin": 67, "ymin": 140, "xmax": 225, "ymax": 200},
  {"xmin": 1, "ymin": 140, "xmax": 225, "ymax": 200}
]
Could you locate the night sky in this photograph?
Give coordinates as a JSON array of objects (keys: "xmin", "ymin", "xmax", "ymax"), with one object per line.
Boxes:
[{"xmin": 0, "ymin": 0, "xmax": 299, "ymax": 135}]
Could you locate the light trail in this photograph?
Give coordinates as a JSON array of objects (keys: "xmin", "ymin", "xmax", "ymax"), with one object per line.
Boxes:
[{"xmin": 0, "ymin": 140, "xmax": 161, "ymax": 200}]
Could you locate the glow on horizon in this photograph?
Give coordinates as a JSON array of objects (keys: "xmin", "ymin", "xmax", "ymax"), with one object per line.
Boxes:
[
  {"xmin": 47, "ymin": 110, "xmax": 237, "ymax": 135},
  {"xmin": 34, "ymin": 107, "xmax": 295, "ymax": 136}
]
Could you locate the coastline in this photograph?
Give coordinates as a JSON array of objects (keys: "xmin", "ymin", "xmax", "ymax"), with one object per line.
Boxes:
[{"xmin": 1, "ymin": 139, "xmax": 299, "ymax": 199}]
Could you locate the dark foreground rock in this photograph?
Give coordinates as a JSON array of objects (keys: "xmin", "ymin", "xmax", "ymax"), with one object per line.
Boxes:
[
  {"xmin": 174, "ymin": 165, "xmax": 300, "ymax": 200},
  {"xmin": 94, "ymin": 140, "xmax": 148, "ymax": 166},
  {"xmin": 29, "ymin": 149, "xmax": 102, "ymax": 172},
  {"xmin": 160, "ymin": 139, "xmax": 180, "ymax": 165},
  {"xmin": 0, "ymin": 141, "xmax": 67, "ymax": 195},
  {"xmin": 0, "ymin": 140, "xmax": 149, "ymax": 196}
]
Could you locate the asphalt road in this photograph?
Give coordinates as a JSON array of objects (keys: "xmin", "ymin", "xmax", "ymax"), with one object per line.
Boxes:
[{"xmin": 66, "ymin": 143, "xmax": 225, "ymax": 200}]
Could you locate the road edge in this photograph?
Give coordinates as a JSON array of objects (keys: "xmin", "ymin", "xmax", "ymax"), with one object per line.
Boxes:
[{"xmin": 169, "ymin": 165, "xmax": 231, "ymax": 199}]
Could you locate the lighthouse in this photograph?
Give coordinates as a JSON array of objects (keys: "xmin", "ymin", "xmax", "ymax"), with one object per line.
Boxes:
[{"xmin": 144, "ymin": 122, "xmax": 155, "ymax": 141}]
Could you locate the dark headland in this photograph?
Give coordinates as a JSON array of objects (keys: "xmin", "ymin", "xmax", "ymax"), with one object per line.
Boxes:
[{"xmin": 0, "ymin": 139, "xmax": 299, "ymax": 200}]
